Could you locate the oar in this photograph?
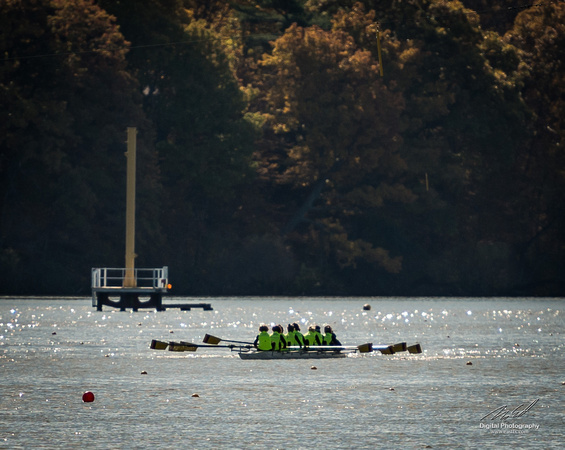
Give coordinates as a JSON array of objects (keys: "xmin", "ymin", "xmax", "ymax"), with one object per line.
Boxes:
[
  {"xmin": 169, "ymin": 341, "xmax": 252, "ymax": 352},
  {"xmin": 151, "ymin": 339, "xmax": 252, "ymax": 352},
  {"xmin": 150, "ymin": 339, "xmax": 169, "ymax": 350},
  {"xmin": 407, "ymin": 343, "xmax": 423, "ymax": 354},
  {"xmin": 286, "ymin": 343, "xmax": 374, "ymax": 353},
  {"xmin": 376, "ymin": 342, "xmax": 423, "ymax": 354},
  {"xmin": 373, "ymin": 344, "xmax": 394, "ymax": 354},
  {"xmin": 168, "ymin": 341, "xmax": 199, "ymax": 352},
  {"xmin": 203, "ymin": 333, "xmax": 254, "ymax": 346},
  {"xmin": 392, "ymin": 342, "xmax": 407, "ymax": 352}
]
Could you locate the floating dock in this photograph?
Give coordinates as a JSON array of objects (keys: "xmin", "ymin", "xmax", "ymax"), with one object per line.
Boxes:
[{"xmin": 91, "ymin": 266, "xmax": 212, "ymax": 312}]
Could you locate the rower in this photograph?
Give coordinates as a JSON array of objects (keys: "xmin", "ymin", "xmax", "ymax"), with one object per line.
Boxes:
[
  {"xmin": 292, "ymin": 322, "xmax": 305, "ymax": 348},
  {"xmin": 271, "ymin": 325, "xmax": 287, "ymax": 350},
  {"xmin": 323, "ymin": 325, "xmax": 342, "ymax": 346},
  {"xmin": 285, "ymin": 324, "xmax": 296, "ymax": 346},
  {"xmin": 254, "ymin": 324, "xmax": 273, "ymax": 351},
  {"xmin": 304, "ymin": 326, "xmax": 322, "ymax": 346},
  {"xmin": 314, "ymin": 325, "xmax": 324, "ymax": 346}
]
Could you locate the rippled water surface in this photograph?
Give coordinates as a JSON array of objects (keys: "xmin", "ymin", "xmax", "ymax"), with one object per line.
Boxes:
[{"xmin": 1, "ymin": 297, "xmax": 563, "ymax": 449}]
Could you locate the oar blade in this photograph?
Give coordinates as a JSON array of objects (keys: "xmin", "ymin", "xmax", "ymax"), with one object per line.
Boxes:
[
  {"xmin": 379, "ymin": 345, "xmax": 395, "ymax": 355},
  {"xmin": 392, "ymin": 342, "xmax": 407, "ymax": 353},
  {"xmin": 168, "ymin": 342, "xmax": 198, "ymax": 352},
  {"xmin": 150, "ymin": 339, "xmax": 168, "ymax": 350},
  {"xmin": 203, "ymin": 334, "xmax": 222, "ymax": 345},
  {"xmin": 357, "ymin": 343, "xmax": 373, "ymax": 353},
  {"xmin": 407, "ymin": 343, "xmax": 423, "ymax": 354}
]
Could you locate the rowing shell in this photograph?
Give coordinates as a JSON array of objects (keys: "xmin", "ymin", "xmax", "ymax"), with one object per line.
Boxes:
[
  {"xmin": 237, "ymin": 348, "xmax": 348, "ymax": 360},
  {"xmin": 150, "ymin": 337, "xmax": 423, "ymax": 358}
]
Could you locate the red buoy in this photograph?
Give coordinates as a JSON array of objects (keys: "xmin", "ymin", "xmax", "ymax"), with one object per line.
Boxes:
[{"xmin": 82, "ymin": 391, "xmax": 95, "ymax": 403}]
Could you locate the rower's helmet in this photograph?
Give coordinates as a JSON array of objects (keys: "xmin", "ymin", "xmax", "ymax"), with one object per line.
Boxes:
[
  {"xmin": 287, "ymin": 323, "xmax": 294, "ymax": 332},
  {"xmin": 259, "ymin": 325, "xmax": 269, "ymax": 332},
  {"xmin": 273, "ymin": 325, "xmax": 282, "ymax": 333},
  {"xmin": 324, "ymin": 325, "xmax": 332, "ymax": 333},
  {"xmin": 315, "ymin": 325, "xmax": 321, "ymax": 332},
  {"xmin": 308, "ymin": 326, "xmax": 315, "ymax": 332},
  {"xmin": 293, "ymin": 323, "xmax": 301, "ymax": 331}
]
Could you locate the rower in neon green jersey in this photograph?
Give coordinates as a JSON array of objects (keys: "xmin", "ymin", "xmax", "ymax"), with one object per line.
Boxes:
[
  {"xmin": 285, "ymin": 324, "xmax": 296, "ymax": 346},
  {"xmin": 293, "ymin": 323, "xmax": 306, "ymax": 348},
  {"xmin": 253, "ymin": 325, "xmax": 273, "ymax": 351},
  {"xmin": 323, "ymin": 325, "xmax": 342, "ymax": 346},
  {"xmin": 314, "ymin": 325, "xmax": 324, "ymax": 346},
  {"xmin": 304, "ymin": 326, "xmax": 322, "ymax": 346},
  {"xmin": 270, "ymin": 325, "xmax": 287, "ymax": 350}
]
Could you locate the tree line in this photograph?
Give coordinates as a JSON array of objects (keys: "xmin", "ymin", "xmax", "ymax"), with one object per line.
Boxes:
[{"xmin": 1, "ymin": 0, "xmax": 563, "ymax": 296}]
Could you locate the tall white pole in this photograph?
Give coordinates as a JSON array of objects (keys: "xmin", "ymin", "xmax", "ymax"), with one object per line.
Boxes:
[{"xmin": 124, "ymin": 127, "xmax": 137, "ymax": 287}]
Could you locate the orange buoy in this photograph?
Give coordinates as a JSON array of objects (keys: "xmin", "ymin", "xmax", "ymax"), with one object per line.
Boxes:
[{"xmin": 82, "ymin": 391, "xmax": 95, "ymax": 402}]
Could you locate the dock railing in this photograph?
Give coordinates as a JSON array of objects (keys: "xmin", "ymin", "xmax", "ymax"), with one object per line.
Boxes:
[{"xmin": 91, "ymin": 266, "xmax": 169, "ymax": 305}]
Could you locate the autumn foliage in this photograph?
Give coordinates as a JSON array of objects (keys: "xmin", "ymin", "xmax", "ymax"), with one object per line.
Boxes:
[{"xmin": 1, "ymin": 0, "xmax": 563, "ymax": 296}]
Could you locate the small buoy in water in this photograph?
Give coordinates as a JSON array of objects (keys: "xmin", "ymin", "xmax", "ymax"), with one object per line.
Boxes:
[
  {"xmin": 363, "ymin": 304, "xmax": 371, "ymax": 311},
  {"xmin": 192, "ymin": 393, "xmax": 199, "ymax": 398},
  {"xmin": 466, "ymin": 361, "xmax": 473, "ymax": 365},
  {"xmin": 82, "ymin": 391, "xmax": 95, "ymax": 403},
  {"xmin": 141, "ymin": 370, "xmax": 147, "ymax": 375},
  {"xmin": 311, "ymin": 366, "xmax": 317, "ymax": 370}
]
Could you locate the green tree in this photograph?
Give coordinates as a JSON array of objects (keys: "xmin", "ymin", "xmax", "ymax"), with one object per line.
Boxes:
[
  {"xmin": 327, "ymin": 1, "xmax": 531, "ymax": 294},
  {"xmin": 0, "ymin": 0, "xmax": 147, "ymax": 294},
  {"xmin": 503, "ymin": 2, "xmax": 565, "ymax": 294},
  {"xmin": 258, "ymin": 24, "xmax": 406, "ymax": 291},
  {"xmin": 98, "ymin": 0, "xmax": 260, "ymax": 292}
]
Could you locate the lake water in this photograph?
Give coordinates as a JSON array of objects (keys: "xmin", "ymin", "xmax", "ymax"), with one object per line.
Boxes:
[{"xmin": 0, "ymin": 297, "xmax": 563, "ymax": 449}]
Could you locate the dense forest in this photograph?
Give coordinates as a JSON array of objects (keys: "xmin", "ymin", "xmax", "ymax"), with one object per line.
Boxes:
[{"xmin": 1, "ymin": 0, "xmax": 563, "ymax": 297}]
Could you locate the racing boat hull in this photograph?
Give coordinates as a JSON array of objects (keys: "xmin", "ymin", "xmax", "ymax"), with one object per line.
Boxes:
[{"xmin": 237, "ymin": 349, "xmax": 347, "ymax": 359}]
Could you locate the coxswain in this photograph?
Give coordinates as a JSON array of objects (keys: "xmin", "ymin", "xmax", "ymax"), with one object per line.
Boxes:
[
  {"xmin": 271, "ymin": 324, "xmax": 287, "ymax": 350},
  {"xmin": 323, "ymin": 325, "xmax": 342, "ymax": 346},
  {"xmin": 292, "ymin": 322, "xmax": 305, "ymax": 348},
  {"xmin": 253, "ymin": 324, "xmax": 273, "ymax": 351},
  {"xmin": 304, "ymin": 326, "xmax": 322, "ymax": 346}
]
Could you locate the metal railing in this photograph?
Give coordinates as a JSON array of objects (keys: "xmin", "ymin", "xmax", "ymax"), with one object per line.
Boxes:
[{"xmin": 92, "ymin": 266, "xmax": 169, "ymax": 290}]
